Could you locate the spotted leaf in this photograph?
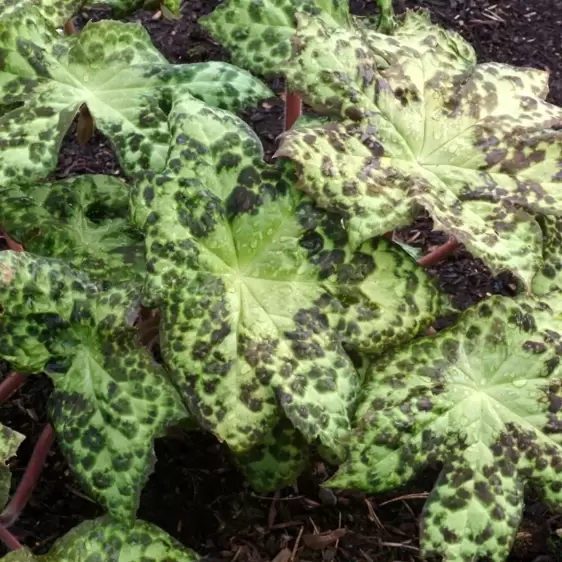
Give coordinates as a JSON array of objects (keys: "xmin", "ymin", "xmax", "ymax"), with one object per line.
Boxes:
[
  {"xmin": 0, "ymin": 423, "xmax": 24, "ymax": 510},
  {"xmin": 0, "ymin": 0, "xmax": 83, "ymax": 31},
  {"xmin": 352, "ymin": 9, "xmax": 476, "ymax": 71},
  {"xmin": 86, "ymin": 0, "xmax": 180, "ymax": 18},
  {"xmin": 0, "ymin": 175, "xmax": 144, "ymax": 284},
  {"xmin": 1, "ymin": 516, "xmax": 199, "ymax": 561},
  {"xmin": 329, "ymin": 295, "xmax": 562, "ymax": 562},
  {"xmin": 0, "ymin": 315, "xmax": 51, "ymax": 373},
  {"xmin": 0, "ymin": 251, "xmax": 188, "ymax": 522},
  {"xmin": 200, "ymin": 0, "xmax": 350, "ymax": 77},
  {"xmin": 276, "ymin": 13, "xmax": 562, "ymax": 287},
  {"xmin": 130, "ymin": 95, "xmax": 444, "ymax": 458},
  {"xmin": 532, "ymin": 215, "xmax": 562, "ymax": 295},
  {"xmin": 0, "ymin": 19, "xmax": 272, "ymax": 182},
  {"xmin": 234, "ymin": 418, "xmax": 309, "ymax": 492}
]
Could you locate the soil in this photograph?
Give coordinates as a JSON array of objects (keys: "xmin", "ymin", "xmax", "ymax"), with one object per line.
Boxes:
[{"xmin": 1, "ymin": 0, "xmax": 562, "ymax": 561}]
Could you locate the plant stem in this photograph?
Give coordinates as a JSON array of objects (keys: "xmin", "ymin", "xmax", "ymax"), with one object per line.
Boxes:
[
  {"xmin": 376, "ymin": 0, "xmax": 398, "ymax": 34},
  {"xmin": 0, "ymin": 425, "xmax": 55, "ymax": 528},
  {"xmin": 284, "ymin": 89, "xmax": 302, "ymax": 130},
  {"xmin": 0, "ymin": 523, "xmax": 22, "ymax": 551},
  {"xmin": 0, "ymin": 233, "xmax": 23, "ymax": 253},
  {"xmin": 418, "ymin": 238, "xmax": 460, "ymax": 267},
  {"xmin": 0, "ymin": 373, "xmax": 27, "ymax": 404}
]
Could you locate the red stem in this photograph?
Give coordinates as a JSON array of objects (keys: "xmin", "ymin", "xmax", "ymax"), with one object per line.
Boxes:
[
  {"xmin": 0, "ymin": 424, "xmax": 54, "ymax": 528},
  {"xmin": 0, "ymin": 373, "xmax": 28, "ymax": 404},
  {"xmin": 284, "ymin": 88, "xmax": 302, "ymax": 130},
  {"xmin": 418, "ymin": 238, "xmax": 460, "ymax": 267},
  {"xmin": 0, "ymin": 235, "xmax": 23, "ymax": 253},
  {"xmin": 0, "ymin": 522, "xmax": 22, "ymax": 551}
]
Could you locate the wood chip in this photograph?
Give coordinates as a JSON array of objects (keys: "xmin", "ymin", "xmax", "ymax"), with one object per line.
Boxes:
[
  {"xmin": 302, "ymin": 529, "xmax": 347, "ymax": 550},
  {"xmin": 271, "ymin": 548, "xmax": 292, "ymax": 562}
]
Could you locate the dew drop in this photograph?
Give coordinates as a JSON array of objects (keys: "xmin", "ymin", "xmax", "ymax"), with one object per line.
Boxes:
[{"xmin": 512, "ymin": 379, "xmax": 527, "ymax": 388}]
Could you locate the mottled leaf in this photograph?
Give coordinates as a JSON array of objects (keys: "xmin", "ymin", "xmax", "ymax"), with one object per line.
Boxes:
[
  {"xmin": 352, "ymin": 9, "xmax": 476, "ymax": 71},
  {"xmin": 532, "ymin": 214, "xmax": 562, "ymax": 295},
  {"xmin": 86, "ymin": 0, "xmax": 180, "ymax": 18},
  {"xmin": 200, "ymin": 0, "xmax": 350, "ymax": 77},
  {"xmin": 1, "ymin": 516, "xmax": 199, "ymax": 561},
  {"xmin": 0, "ymin": 423, "xmax": 24, "ymax": 510},
  {"xmin": 0, "ymin": 0, "xmax": 84, "ymax": 31},
  {"xmin": 234, "ymin": 418, "xmax": 309, "ymax": 491},
  {"xmin": 130, "ymin": 95, "xmax": 444, "ymax": 458},
  {"xmin": 0, "ymin": 251, "xmax": 187, "ymax": 522},
  {"xmin": 330, "ymin": 295, "xmax": 562, "ymax": 562},
  {"xmin": 0, "ymin": 175, "xmax": 144, "ymax": 284},
  {"xmin": 0, "ymin": 314, "xmax": 52, "ymax": 373},
  {"xmin": 276, "ymin": 13, "xmax": 562, "ymax": 287},
  {"xmin": 0, "ymin": 19, "xmax": 272, "ymax": 181}
]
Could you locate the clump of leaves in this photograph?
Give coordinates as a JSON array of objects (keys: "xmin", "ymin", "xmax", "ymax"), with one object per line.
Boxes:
[
  {"xmin": 2, "ymin": 516, "xmax": 199, "ymax": 560},
  {"xmin": 200, "ymin": 0, "xmax": 473, "ymax": 79},
  {"xmin": 130, "ymin": 93, "xmax": 445, "ymax": 467},
  {"xmin": 0, "ymin": 13, "xmax": 272, "ymax": 184},
  {"xmin": 0, "ymin": 250, "xmax": 188, "ymax": 522},
  {"xmin": 329, "ymin": 294, "xmax": 562, "ymax": 561},
  {"xmin": 204, "ymin": 0, "xmax": 562, "ymax": 288},
  {"xmin": 274, "ymin": 10, "xmax": 562, "ymax": 288}
]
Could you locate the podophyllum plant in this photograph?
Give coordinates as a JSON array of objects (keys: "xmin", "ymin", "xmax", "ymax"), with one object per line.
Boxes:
[
  {"xmin": 330, "ymin": 293, "xmax": 562, "ymax": 561},
  {"xmin": 202, "ymin": 0, "xmax": 562, "ymax": 288},
  {"xmin": 0, "ymin": 0, "xmax": 271, "ymax": 184},
  {"xmin": 200, "ymin": 0, "xmax": 562, "ymax": 560},
  {"xmin": 1, "ymin": 0, "xmax": 562, "ymax": 559},
  {"xmin": 129, "ymin": 93, "xmax": 445, "ymax": 476},
  {"xmin": 0, "ymin": 0, "xmax": 274, "ymax": 554}
]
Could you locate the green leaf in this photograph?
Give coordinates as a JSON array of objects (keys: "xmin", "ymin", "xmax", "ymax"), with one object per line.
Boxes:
[
  {"xmin": 0, "ymin": 19, "xmax": 272, "ymax": 181},
  {"xmin": 0, "ymin": 423, "xmax": 25, "ymax": 510},
  {"xmin": 86, "ymin": 0, "xmax": 180, "ymax": 19},
  {"xmin": 130, "ymin": 95, "xmax": 444, "ymax": 458},
  {"xmin": 0, "ymin": 0, "xmax": 84, "ymax": 30},
  {"xmin": 200, "ymin": 0, "xmax": 350, "ymax": 77},
  {"xmin": 352, "ymin": 10, "xmax": 476, "ymax": 71},
  {"xmin": 532, "ymin": 214, "xmax": 562, "ymax": 295},
  {"xmin": 0, "ymin": 314, "xmax": 52, "ymax": 373},
  {"xmin": 371, "ymin": 0, "xmax": 397, "ymax": 34},
  {"xmin": 275, "ymin": 13, "xmax": 562, "ymax": 287},
  {"xmin": 0, "ymin": 175, "xmax": 145, "ymax": 284},
  {"xmin": 234, "ymin": 418, "xmax": 308, "ymax": 491},
  {"xmin": 0, "ymin": 251, "xmax": 188, "ymax": 522},
  {"xmin": 1, "ymin": 516, "xmax": 199, "ymax": 561},
  {"xmin": 329, "ymin": 294, "xmax": 562, "ymax": 562}
]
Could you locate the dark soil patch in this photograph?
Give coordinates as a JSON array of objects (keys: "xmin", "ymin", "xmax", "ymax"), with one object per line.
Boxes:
[{"xmin": 1, "ymin": 0, "xmax": 562, "ymax": 561}]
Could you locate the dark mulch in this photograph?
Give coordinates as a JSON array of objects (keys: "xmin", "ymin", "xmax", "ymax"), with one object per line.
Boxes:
[{"xmin": 1, "ymin": 0, "xmax": 562, "ymax": 560}]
